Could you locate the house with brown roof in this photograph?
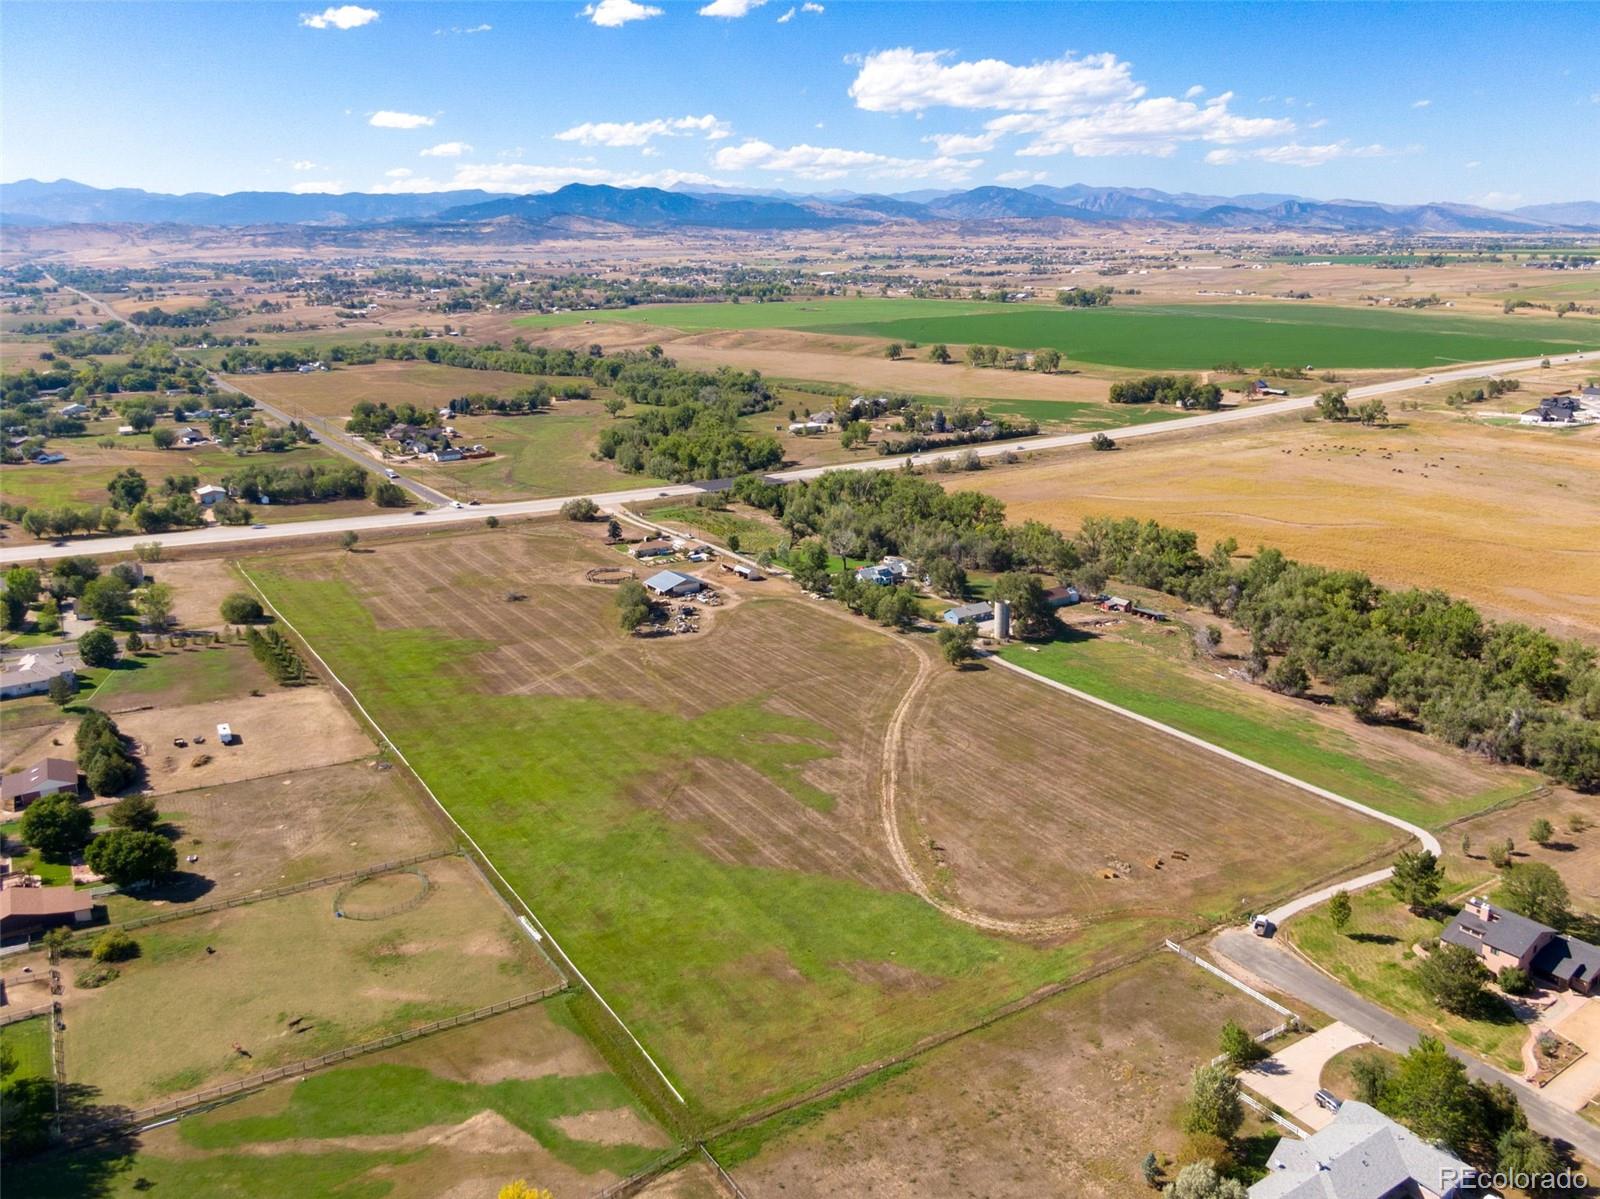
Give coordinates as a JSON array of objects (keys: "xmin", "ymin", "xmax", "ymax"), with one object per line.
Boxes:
[
  {"xmin": 1, "ymin": 758, "xmax": 80, "ymax": 814},
  {"xmin": 0, "ymin": 886, "xmax": 95, "ymax": 941}
]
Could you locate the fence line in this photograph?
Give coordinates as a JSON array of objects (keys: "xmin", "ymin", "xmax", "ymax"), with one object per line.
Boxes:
[
  {"xmin": 91, "ymin": 849, "xmax": 456, "ymax": 937},
  {"xmin": 698, "ymin": 1143, "xmax": 750, "ymax": 1199},
  {"xmin": 1164, "ymin": 939, "xmax": 1295, "ymax": 1018},
  {"xmin": 113, "ymin": 984, "xmax": 567, "ymax": 1130},
  {"xmin": 0, "ymin": 1002, "xmax": 53, "ymax": 1027},
  {"xmin": 1240, "ymin": 1090, "xmax": 1310, "ymax": 1140},
  {"xmin": 591, "ymin": 1150, "xmax": 695, "ymax": 1199},
  {"xmin": 241, "ymin": 565, "xmax": 688, "ymax": 1113}
]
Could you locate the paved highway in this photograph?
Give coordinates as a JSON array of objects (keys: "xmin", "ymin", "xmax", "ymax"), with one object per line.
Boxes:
[
  {"xmin": 1214, "ymin": 928, "xmax": 1600, "ymax": 1162},
  {"xmin": 2, "ymin": 351, "xmax": 1588, "ymax": 566}
]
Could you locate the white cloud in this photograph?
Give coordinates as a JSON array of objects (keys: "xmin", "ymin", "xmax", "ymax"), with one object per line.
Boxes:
[
  {"xmin": 802, "ymin": 2, "xmax": 823, "ymax": 11},
  {"xmin": 925, "ymin": 130, "xmax": 1001, "ymax": 155},
  {"xmin": 776, "ymin": 6, "xmax": 795, "ymax": 21},
  {"xmin": 1471, "ymin": 191, "xmax": 1524, "ymax": 210},
  {"xmin": 579, "ymin": 0, "xmax": 663, "ymax": 26},
  {"xmin": 996, "ymin": 169, "xmax": 1048, "ymax": 184},
  {"xmin": 1412, "ymin": 98, "xmax": 1432, "ymax": 109},
  {"xmin": 554, "ymin": 114, "xmax": 731, "ymax": 147},
  {"xmin": 849, "ymin": 48, "xmax": 1141, "ymax": 114},
  {"xmin": 713, "ymin": 138, "xmax": 978, "ymax": 182},
  {"xmin": 384, "ymin": 167, "xmax": 413, "ymax": 178},
  {"xmin": 367, "ymin": 163, "xmax": 725, "ymax": 194},
  {"xmin": 435, "ymin": 22, "xmax": 492, "ymax": 34},
  {"xmin": 370, "ymin": 110, "xmax": 435, "ymax": 129},
  {"xmin": 300, "ymin": 5, "xmax": 378, "ymax": 30},
  {"xmin": 1465, "ymin": 160, "xmax": 1482, "ymax": 169},
  {"xmin": 699, "ymin": 0, "xmax": 765, "ymax": 15},
  {"xmin": 291, "ymin": 160, "xmax": 319, "ymax": 171},
  {"xmin": 1184, "ymin": 84, "xmax": 1205, "ymax": 99},
  {"xmin": 420, "ymin": 141, "xmax": 473, "ymax": 157},
  {"xmin": 1010, "ymin": 93, "xmax": 1294, "ymax": 158},
  {"xmin": 849, "ymin": 48, "xmax": 1293, "ymax": 160},
  {"xmin": 1306, "ymin": 117, "xmax": 1329, "ymax": 129},
  {"xmin": 291, "ymin": 179, "xmax": 348, "ymax": 193},
  {"xmin": 1206, "ymin": 140, "xmax": 1401, "ymax": 168}
]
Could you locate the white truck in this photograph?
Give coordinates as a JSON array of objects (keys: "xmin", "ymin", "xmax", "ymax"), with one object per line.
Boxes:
[{"xmin": 216, "ymin": 723, "xmax": 235, "ymax": 746}]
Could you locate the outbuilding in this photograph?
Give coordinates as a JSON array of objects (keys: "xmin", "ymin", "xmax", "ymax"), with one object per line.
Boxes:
[
  {"xmin": 0, "ymin": 887, "xmax": 95, "ymax": 942},
  {"xmin": 0, "ymin": 758, "xmax": 80, "ymax": 813},
  {"xmin": 193, "ymin": 484, "xmax": 229, "ymax": 506},
  {"xmin": 644, "ymin": 570, "xmax": 703, "ymax": 597},
  {"xmin": 631, "ymin": 540, "xmax": 676, "ymax": 560}
]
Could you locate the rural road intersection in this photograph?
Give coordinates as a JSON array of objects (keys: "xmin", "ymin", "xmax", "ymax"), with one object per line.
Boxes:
[{"xmin": 2, "ymin": 351, "xmax": 1588, "ymax": 567}]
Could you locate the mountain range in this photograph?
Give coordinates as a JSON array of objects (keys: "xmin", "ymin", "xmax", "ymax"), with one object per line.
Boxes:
[{"xmin": 4, "ymin": 177, "xmax": 1598, "ymax": 235}]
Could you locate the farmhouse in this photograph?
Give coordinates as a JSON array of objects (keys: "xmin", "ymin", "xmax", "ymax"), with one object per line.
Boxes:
[
  {"xmin": 1249, "ymin": 1100, "xmax": 1466, "ymax": 1198},
  {"xmin": 29, "ymin": 451, "xmax": 67, "ymax": 465},
  {"xmin": 631, "ymin": 540, "xmax": 676, "ymax": 560},
  {"xmin": 1, "ymin": 758, "xmax": 80, "ymax": 813},
  {"xmin": 1440, "ymin": 895, "xmax": 1600, "ymax": 995},
  {"xmin": 1042, "ymin": 585, "xmax": 1081, "ymax": 608},
  {"xmin": 855, "ymin": 565, "xmax": 896, "ymax": 586},
  {"xmin": 0, "ymin": 886, "xmax": 96, "ymax": 941},
  {"xmin": 59, "ymin": 402, "xmax": 91, "ymax": 417},
  {"xmin": 192, "ymin": 483, "xmax": 229, "ymax": 506},
  {"xmin": 644, "ymin": 570, "xmax": 703, "ymax": 597},
  {"xmin": 1520, "ymin": 396, "xmax": 1585, "ymax": 425},
  {"xmin": 1250, "ymin": 379, "xmax": 1289, "ymax": 397},
  {"xmin": 0, "ymin": 650, "xmax": 77, "ymax": 700}
]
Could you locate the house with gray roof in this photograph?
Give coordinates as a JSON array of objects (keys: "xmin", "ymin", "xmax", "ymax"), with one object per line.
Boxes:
[
  {"xmin": 1441, "ymin": 895, "xmax": 1600, "ymax": 995},
  {"xmin": 1249, "ymin": 1100, "xmax": 1467, "ymax": 1199}
]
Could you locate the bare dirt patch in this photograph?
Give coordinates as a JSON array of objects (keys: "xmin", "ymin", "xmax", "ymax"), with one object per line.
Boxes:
[
  {"xmin": 552, "ymin": 1107, "xmax": 673, "ymax": 1149},
  {"xmin": 116, "ymin": 686, "xmax": 374, "ymax": 794}
]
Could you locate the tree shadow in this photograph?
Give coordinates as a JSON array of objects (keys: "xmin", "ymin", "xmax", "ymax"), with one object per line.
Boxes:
[
  {"xmin": 1347, "ymin": 932, "xmax": 1401, "ymax": 946},
  {"xmin": 2, "ymin": 1081, "xmax": 141, "ymax": 1199}
]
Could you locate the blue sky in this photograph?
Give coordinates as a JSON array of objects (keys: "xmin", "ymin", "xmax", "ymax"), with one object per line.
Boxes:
[{"xmin": 3, "ymin": 2, "xmax": 1596, "ymax": 206}]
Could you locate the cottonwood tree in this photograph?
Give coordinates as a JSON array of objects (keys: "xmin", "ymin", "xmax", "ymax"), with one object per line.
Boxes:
[
  {"xmin": 1182, "ymin": 1064, "xmax": 1242, "ymax": 1140},
  {"xmin": 1498, "ymin": 862, "xmax": 1570, "ymax": 928},
  {"xmin": 136, "ymin": 581, "xmax": 174, "ymax": 631},
  {"xmin": 19, "ymin": 794, "xmax": 93, "ymax": 863},
  {"xmin": 85, "ymin": 828, "xmax": 177, "ymax": 887},
  {"xmin": 77, "ymin": 628, "xmax": 118, "ymax": 668},
  {"xmin": 937, "ymin": 624, "xmax": 978, "ymax": 668}
]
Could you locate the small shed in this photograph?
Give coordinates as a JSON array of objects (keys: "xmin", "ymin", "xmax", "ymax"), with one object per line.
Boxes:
[
  {"xmin": 644, "ymin": 570, "xmax": 703, "ymax": 598},
  {"xmin": 193, "ymin": 484, "xmax": 229, "ymax": 506}
]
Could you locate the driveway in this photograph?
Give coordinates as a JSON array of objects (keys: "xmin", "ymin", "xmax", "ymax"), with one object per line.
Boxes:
[
  {"xmin": 1212, "ymin": 929, "xmax": 1600, "ymax": 1161},
  {"xmin": 1244, "ymin": 1022, "xmax": 1370, "ymax": 1131},
  {"xmin": 1543, "ymin": 998, "xmax": 1600, "ymax": 1112}
]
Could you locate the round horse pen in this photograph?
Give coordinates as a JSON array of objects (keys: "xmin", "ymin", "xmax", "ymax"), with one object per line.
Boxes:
[
  {"xmin": 585, "ymin": 566, "xmax": 636, "ymax": 585},
  {"xmin": 333, "ymin": 868, "xmax": 433, "ymax": 921}
]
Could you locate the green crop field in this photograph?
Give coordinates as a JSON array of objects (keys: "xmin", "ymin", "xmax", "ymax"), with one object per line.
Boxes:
[{"xmin": 518, "ymin": 298, "xmax": 1598, "ymax": 369}]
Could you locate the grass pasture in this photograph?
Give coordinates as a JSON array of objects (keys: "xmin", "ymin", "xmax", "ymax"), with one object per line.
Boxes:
[
  {"xmin": 517, "ymin": 298, "xmax": 1598, "ymax": 369},
  {"xmin": 12, "ymin": 997, "xmax": 676, "ymax": 1199},
  {"xmin": 61, "ymin": 853, "xmax": 558, "ymax": 1106},
  {"xmin": 0, "ymin": 1015, "xmax": 53, "ymax": 1082},
  {"xmin": 714, "ymin": 952, "xmax": 1287, "ymax": 1197},
  {"xmin": 250, "ymin": 522, "xmax": 1399, "ymax": 1120},
  {"xmin": 1001, "ymin": 630, "xmax": 1535, "ymax": 830}
]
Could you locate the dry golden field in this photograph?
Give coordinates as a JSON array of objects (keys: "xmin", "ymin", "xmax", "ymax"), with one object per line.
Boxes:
[{"xmin": 969, "ymin": 403, "xmax": 1600, "ymax": 640}]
